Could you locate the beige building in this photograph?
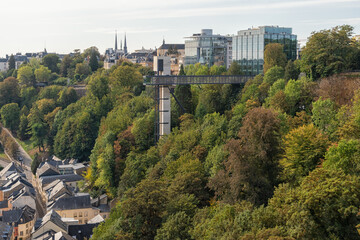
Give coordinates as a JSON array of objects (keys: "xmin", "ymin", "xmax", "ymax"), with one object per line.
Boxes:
[
  {"xmin": 48, "ymin": 194, "xmax": 100, "ymax": 224},
  {"xmin": 157, "ymin": 42, "xmax": 185, "ymax": 75}
]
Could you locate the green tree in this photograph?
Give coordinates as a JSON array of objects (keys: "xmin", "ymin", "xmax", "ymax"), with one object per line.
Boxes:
[
  {"xmin": 263, "ymin": 66, "xmax": 285, "ymax": 85},
  {"xmin": 42, "ymin": 54, "xmax": 60, "ymax": 73},
  {"xmin": 269, "ymin": 169, "xmax": 360, "ymax": 239},
  {"xmin": 311, "ymin": 97, "xmax": 337, "ymax": 138},
  {"xmin": 88, "ymin": 76, "xmax": 110, "ymax": 100},
  {"xmin": 17, "ymin": 114, "xmax": 30, "ymax": 140},
  {"xmin": 8, "ymin": 55, "xmax": 15, "ymax": 70},
  {"xmin": 263, "ymin": 43, "xmax": 287, "ymax": 73},
  {"xmin": 57, "ymin": 87, "xmax": 78, "ymax": 108},
  {"xmin": 227, "ymin": 61, "xmax": 243, "ymax": 75},
  {"xmin": 28, "ymin": 106, "xmax": 47, "ymax": 151},
  {"xmin": 17, "ymin": 66, "xmax": 35, "ymax": 87},
  {"xmin": 300, "ymin": 25, "xmax": 359, "ymax": 80},
  {"xmin": 284, "ymin": 60, "xmax": 300, "ymax": 80},
  {"xmin": 34, "ymin": 65, "xmax": 51, "ymax": 82},
  {"xmin": 0, "ymin": 103, "xmax": 20, "ymax": 131},
  {"xmin": 280, "ymin": 124, "xmax": 330, "ymax": 185},
  {"xmin": 324, "ymin": 139, "xmax": 360, "ymax": 175},
  {"xmin": 0, "ymin": 77, "xmax": 20, "ymax": 106},
  {"xmin": 155, "ymin": 212, "xmax": 192, "ymax": 240},
  {"xmin": 110, "ymin": 65, "xmax": 143, "ymax": 93},
  {"xmin": 82, "ymin": 46, "xmax": 100, "ymax": 59},
  {"xmin": 75, "ymin": 63, "xmax": 91, "ymax": 80},
  {"xmin": 20, "ymin": 87, "xmax": 37, "ymax": 108},
  {"xmin": 89, "ymin": 49, "xmax": 99, "ymax": 72},
  {"xmin": 60, "ymin": 55, "xmax": 72, "ymax": 77}
]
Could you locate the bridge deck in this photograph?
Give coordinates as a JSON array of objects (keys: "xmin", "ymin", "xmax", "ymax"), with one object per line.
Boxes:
[{"xmin": 144, "ymin": 75, "xmax": 254, "ymax": 85}]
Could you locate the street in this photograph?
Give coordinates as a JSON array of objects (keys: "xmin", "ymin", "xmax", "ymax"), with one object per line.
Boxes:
[{"xmin": 1, "ymin": 127, "xmax": 46, "ymax": 218}]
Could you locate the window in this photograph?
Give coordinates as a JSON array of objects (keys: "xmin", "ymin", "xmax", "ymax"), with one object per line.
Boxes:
[
  {"xmin": 79, "ymin": 220, "xmax": 82, "ymax": 224},
  {"xmin": 20, "ymin": 231, "xmax": 23, "ymax": 236},
  {"xmin": 74, "ymin": 212, "xmax": 77, "ymax": 217},
  {"xmin": 84, "ymin": 211, "xmax": 88, "ymax": 217},
  {"xmin": 79, "ymin": 212, "xmax": 83, "ymax": 217}
]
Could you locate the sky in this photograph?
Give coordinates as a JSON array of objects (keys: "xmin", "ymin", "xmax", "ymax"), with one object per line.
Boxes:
[{"xmin": 0, "ymin": 0, "xmax": 359, "ymax": 57}]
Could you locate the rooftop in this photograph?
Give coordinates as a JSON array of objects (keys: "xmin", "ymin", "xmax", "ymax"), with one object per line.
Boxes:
[{"xmin": 49, "ymin": 194, "xmax": 92, "ymax": 211}]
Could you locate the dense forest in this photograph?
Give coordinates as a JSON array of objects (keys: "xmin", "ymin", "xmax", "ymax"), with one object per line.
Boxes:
[{"xmin": 1, "ymin": 25, "xmax": 360, "ymax": 239}]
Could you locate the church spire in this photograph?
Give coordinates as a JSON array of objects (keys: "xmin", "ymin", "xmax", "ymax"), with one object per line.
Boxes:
[
  {"xmin": 163, "ymin": 36, "xmax": 165, "ymax": 45},
  {"xmin": 115, "ymin": 30, "xmax": 118, "ymax": 51},
  {"xmin": 124, "ymin": 33, "xmax": 128, "ymax": 55}
]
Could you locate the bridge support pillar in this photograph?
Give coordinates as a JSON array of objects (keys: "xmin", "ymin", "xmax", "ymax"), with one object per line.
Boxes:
[{"xmin": 159, "ymin": 86, "xmax": 171, "ymax": 137}]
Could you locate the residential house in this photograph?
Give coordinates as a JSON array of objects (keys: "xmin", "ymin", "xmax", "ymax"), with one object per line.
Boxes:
[
  {"xmin": 48, "ymin": 194, "xmax": 100, "ymax": 224},
  {"xmin": 3, "ymin": 205, "xmax": 36, "ymax": 240},
  {"xmin": 32, "ymin": 210, "xmax": 68, "ymax": 240}
]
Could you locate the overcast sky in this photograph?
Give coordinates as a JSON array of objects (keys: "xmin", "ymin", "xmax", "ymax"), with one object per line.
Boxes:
[{"xmin": 1, "ymin": 0, "xmax": 359, "ymax": 57}]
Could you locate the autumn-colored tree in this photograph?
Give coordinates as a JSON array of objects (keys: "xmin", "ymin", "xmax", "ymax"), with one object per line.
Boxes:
[
  {"xmin": 17, "ymin": 66, "xmax": 35, "ymax": 87},
  {"xmin": 34, "ymin": 65, "xmax": 51, "ymax": 82},
  {"xmin": 269, "ymin": 169, "xmax": 360, "ymax": 239},
  {"xmin": 263, "ymin": 43, "xmax": 287, "ymax": 73},
  {"xmin": 317, "ymin": 73, "xmax": 360, "ymax": 107},
  {"xmin": 280, "ymin": 124, "xmax": 330, "ymax": 185},
  {"xmin": 210, "ymin": 108, "xmax": 281, "ymax": 205}
]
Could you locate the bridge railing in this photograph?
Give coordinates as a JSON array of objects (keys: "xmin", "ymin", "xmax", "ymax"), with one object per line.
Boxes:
[{"xmin": 144, "ymin": 75, "xmax": 255, "ymax": 85}]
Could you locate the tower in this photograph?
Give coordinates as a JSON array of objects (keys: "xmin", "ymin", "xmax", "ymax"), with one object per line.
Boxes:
[
  {"xmin": 120, "ymin": 40, "xmax": 122, "ymax": 51},
  {"xmin": 115, "ymin": 30, "xmax": 118, "ymax": 51},
  {"xmin": 124, "ymin": 33, "xmax": 128, "ymax": 55}
]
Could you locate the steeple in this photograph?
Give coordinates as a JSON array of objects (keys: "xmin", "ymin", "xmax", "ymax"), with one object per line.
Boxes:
[
  {"xmin": 120, "ymin": 40, "xmax": 122, "ymax": 51},
  {"xmin": 124, "ymin": 33, "xmax": 128, "ymax": 55},
  {"xmin": 163, "ymin": 37, "xmax": 165, "ymax": 45},
  {"xmin": 115, "ymin": 30, "xmax": 118, "ymax": 51}
]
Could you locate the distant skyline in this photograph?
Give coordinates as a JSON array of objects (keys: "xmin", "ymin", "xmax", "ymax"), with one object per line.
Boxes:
[{"xmin": 1, "ymin": 0, "xmax": 359, "ymax": 57}]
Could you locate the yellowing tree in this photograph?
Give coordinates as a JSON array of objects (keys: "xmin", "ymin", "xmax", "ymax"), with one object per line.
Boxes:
[
  {"xmin": 263, "ymin": 43, "xmax": 287, "ymax": 73},
  {"xmin": 280, "ymin": 124, "xmax": 330, "ymax": 185}
]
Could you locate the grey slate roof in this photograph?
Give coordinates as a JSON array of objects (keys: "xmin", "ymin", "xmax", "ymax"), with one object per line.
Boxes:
[
  {"xmin": 36, "ymin": 210, "xmax": 67, "ymax": 232},
  {"xmin": 68, "ymin": 223, "xmax": 99, "ymax": 240},
  {"xmin": 0, "ymin": 162, "xmax": 23, "ymax": 179},
  {"xmin": 3, "ymin": 209, "xmax": 22, "ymax": 223},
  {"xmin": 37, "ymin": 162, "xmax": 60, "ymax": 177},
  {"xmin": 40, "ymin": 174, "xmax": 84, "ymax": 187},
  {"xmin": 3, "ymin": 205, "xmax": 35, "ymax": 224},
  {"xmin": 48, "ymin": 181, "xmax": 72, "ymax": 201},
  {"xmin": 49, "ymin": 194, "xmax": 91, "ymax": 211},
  {"xmin": 158, "ymin": 44, "xmax": 185, "ymax": 50}
]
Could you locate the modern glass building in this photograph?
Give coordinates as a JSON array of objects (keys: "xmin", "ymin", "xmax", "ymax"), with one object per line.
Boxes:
[
  {"xmin": 185, "ymin": 29, "xmax": 231, "ymax": 67},
  {"xmin": 232, "ymin": 26, "xmax": 297, "ymax": 75}
]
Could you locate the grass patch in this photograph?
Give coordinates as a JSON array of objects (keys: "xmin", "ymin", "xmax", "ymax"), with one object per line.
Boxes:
[{"xmin": 15, "ymin": 138, "xmax": 37, "ymax": 160}]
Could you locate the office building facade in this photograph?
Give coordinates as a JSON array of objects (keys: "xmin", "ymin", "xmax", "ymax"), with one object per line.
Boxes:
[
  {"xmin": 232, "ymin": 26, "xmax": 297, "ymax": 75},
  {"xmin": 185, "ymin": 29, "xmax": 231, "ymax": 67}
]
